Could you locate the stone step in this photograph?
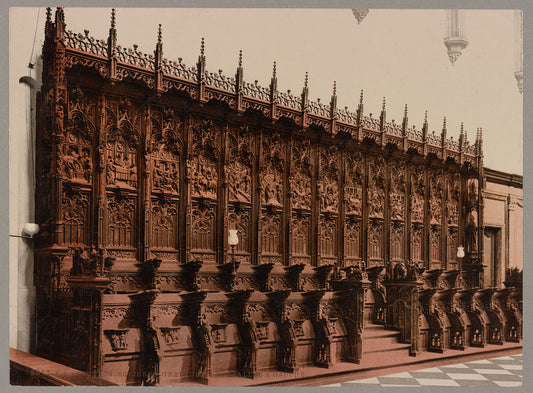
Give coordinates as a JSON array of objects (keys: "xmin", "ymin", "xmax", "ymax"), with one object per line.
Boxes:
[
  {"xmin": 362, "ymin": 334, "xmax": 401, "ymax": 348},
  {"xmin": 362, "ymin": 326, "xmax": 400, "ymax": 340},
  {"xmin": 363, "ymin": 339, "xmax": 411, "ymax": 354}
]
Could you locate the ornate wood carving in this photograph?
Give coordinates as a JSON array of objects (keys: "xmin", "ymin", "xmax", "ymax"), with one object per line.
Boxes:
[{"xmin": 34, "ymin": 9, "xmax": 497, "ymax": 385}]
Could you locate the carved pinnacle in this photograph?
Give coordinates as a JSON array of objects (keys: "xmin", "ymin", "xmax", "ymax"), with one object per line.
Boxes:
[
  {"xmin": 404, "ymin": 104, "xmax": 408, "ymax": 118},
  {"xmin": 304, "ymin": 71, "xmax": 308, "ymax": 89},
  {"xmin": 111, "ymin": 8, "xmax": 116, "ymax": 29},
  {"xmin": 238, "ymin": 50, "xmax": 242, "ymax": 68},
  {"xmin": 272, "ymin": 61, "xmax": 277, "ymax": 78},
  {"xmin": 359, "ymin": 89, "xmax": 364, "ymax": 105},
  {"xmin": 332, "ymin": 81, "xmax": 337, "ymax": 97},
  {"xmin": 157, "ymin": 24, "xmax": 162, "ymax": 44},
  {"xmin": 200, "ymin": 37, "xmax": 205, "ymax": 57}
]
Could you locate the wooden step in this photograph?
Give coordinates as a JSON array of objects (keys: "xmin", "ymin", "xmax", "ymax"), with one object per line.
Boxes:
[{"xmin": 363, "ymin": 340, "xmax": 412, "ymax": 354}]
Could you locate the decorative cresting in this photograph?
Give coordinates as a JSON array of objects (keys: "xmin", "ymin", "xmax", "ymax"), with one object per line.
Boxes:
[{"xmin": 33, "ymin": 8, "xmax": 520, "ymax": 386}]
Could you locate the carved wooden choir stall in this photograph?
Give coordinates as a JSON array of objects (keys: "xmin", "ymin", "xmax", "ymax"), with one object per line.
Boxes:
[{"xmin": 34, "ymin": 8, "xmax": 522, "ymax": 385}]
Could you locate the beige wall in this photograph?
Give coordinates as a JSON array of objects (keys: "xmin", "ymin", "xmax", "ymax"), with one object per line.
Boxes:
[{"xmin": 483, "ymin": 171, "xmax": 523, "ymax": 288}]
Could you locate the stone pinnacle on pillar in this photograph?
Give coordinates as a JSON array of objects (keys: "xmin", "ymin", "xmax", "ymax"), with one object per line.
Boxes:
[
  {"xmin": 235, "ymin": 50, "xmax": 243, "ymax": 91},
  {"xmin": 379, "ymin": 97, "xmax": 387, "ymax": 131},
  {"xmin": 197, "ymin": 37, "xmax": 206, "ymax": 81},
  {"xmin": 270, "ymin": 61, "xmax": 277, "ymax": 102},
  {"xmin": 402, "ymin": 104, "xmax": 408, "ymax": 136},
  {"xmin": 441, "ymin": 116, "xmax": 447, "ymax": 146},
  {"xmin": 422, "ymin": 110, "xmax": 428, "ymax": 140},
  {"xmin": 459, "ymin": 122, "xmax": 465, "ymax": 152},
  {"xmin": 357, "ymin": 90, "xmax": 364, "ymax": 125},
  {"xmin": 301, "ymin": 72, "xmax": 309, "ymax": 111},
  {"xmin": 54, "ymin": 7, "xmax": 65, "ymax": 39},
  {"xmin": 478, "ymin": 127, "xmax": 483, "ymax": 155},
  {"xmin": 154, "ymin": 24, "xmax": 163, "ymax": 69},
  {"xmin": 107, "ymin": 8, "xmax": 117, "ymax": 58},
  {"xmin": 330, "ymin": 81, "xmax": 337, "ymax": 118}
]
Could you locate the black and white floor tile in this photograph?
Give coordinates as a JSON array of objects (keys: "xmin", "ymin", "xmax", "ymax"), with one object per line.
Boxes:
[{"xmin": 321, "ymin": 354, "xmax": 523, "ymax": 387}]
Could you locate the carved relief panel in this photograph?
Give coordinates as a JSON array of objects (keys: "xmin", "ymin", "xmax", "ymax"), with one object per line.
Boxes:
[
  {"xmin": 189, "ymin": 118, "xmax": 220, "ymax": 263},
  {"xmin": 410, "ymin": 166, "xmax": 425, "ymax": 223},
  {"xmin": 259, "ymin": 133, "xmax": 284, "ymax": 263},
  {"xmin": 368, "ymin": 220, "xmax": 384, "ymax": 263},
  {"xmin": 319, "ymin": 146, "xmax": 339, "ymax": 213},
  {"xmin": 447, "ymin": 172, "xmax": 460, "ymax": 227},
  {"xmin": 429, "ymin": 170, "xmax": 443, "ymax": 225},
  {"xmin": 227, "ymin": 126, "xmax": 253, "ymax": 204},
  {"xmin": 151, "ymin": 198, "xmax": 178, "ymax": 251},
  {"xmin": 61, "ymin": 188, "xmax": 90, "ymax": 245},
  {"xmin": 291, "ymin": 215, "xmax": 310, "ymax": 257},
  {"xmin": 411, "ymin": 225, "xmax": 423, "ymax": 263},
  {"xmin": 390, "ymin": 162, "xmax": 406, "ymax": 221},
  {"xmin": 367, "ymin": 155, "xmax": 385, "ymax": 219},
  {"xmin": 319, "ymin": 218, "xmax": 337, "ymax": 258},
  {"xmin": 106, "ymin": 194, "xmax": 137, "ymax": 257},
  {"xmin": 447, "ymin": 227, "xmax": 458, "ymax": 269},
  {"xmin": 429, "ymin": 226, "xmax": 441, "ymax": 265},
  {"xmin": 191, "ymin": 204, "xmax": 216, "ymax": 256},
  {"xmin": 290, "ymin": 140, "xmax": 312, "ymax": 211},
  {"xmin": 228, "ymin": 206, "xmax": 250, "ymax": 254},
  {"xmin": 319, "ymin": 146, "xmax": 339, "ymax": 265},
  {"xmin": 260, "ymin": 133, "xmax": 283, "ymax": 208},
  {"xmin": 289, "ymin": 140, "xmax": 312, "ymax": 264},
  {"xmin": 344, "ymin": 152, "xmax": 363, "ymax": 217},
  {"xmin": 190, "ymin": 118, "xmax": 220, "ymax": 200},
  {"xmin": 344, "ymin": 217, "xmax": 361, "ymax": 262},
  {"xmin": 465, "ymin": 178, "xmax": 479, "ymax": 254},
  {"xmin": 390, "ymin": 222, "xmax": 404, "ymax": 261},
  {"xmin": 60, "ymin": 87, "xmax": 95, "ymax": 184},
  {"xmin": 104, "ymin": 98, "xmax": 141, "ymax": 189},
  {"xmin": 150, "ymin": 107, "xmax": 183, "ymax": 195},
  {"xmin": 261, "ymin": 214, "xmax": 281, "ymax": 257}
]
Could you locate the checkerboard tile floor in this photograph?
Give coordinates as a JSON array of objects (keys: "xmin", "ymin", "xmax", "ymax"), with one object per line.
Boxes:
[{"xmin": 321, "ymin": 353, "xmax": 522, "ymax": 387}]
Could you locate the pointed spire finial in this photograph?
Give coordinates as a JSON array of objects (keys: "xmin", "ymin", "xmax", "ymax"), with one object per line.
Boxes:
[
  {"xmin": 441, "ymin": 116, "xmax": 447, "ymax": 146},
  {"xmin": 46, "ymin": 7, "xmax": 52, "ymax": 22},
  {"xmin": 111, "ymin": 8, "xmax": 116, "ymax": 29},
  {"xmin": 330, "ymin": 81, "xmax": 338, "ymax": 118},
  {"xmin": 157, "ymin": 24, "xmax": 162, "ymax": 44},
  {"xmin": 107, "ymin": 8, "xmax": 117, "ymax": 58},
  {"xmin": 424, "ymin": 110, "xmax": 428, "ymax": 124},
  {"xmin": 404, "ymin": 104, "xmax": 408, "ymax": 118},
  {"xmin": 301, "ymin": 72, "xmax": 309, "ymax": 111},
  {"xmin": 382, "ymin": 97, "xmax": 386, "ymax": 111},
  {"xmin": 360, "ymin": 90, "xmax": 364, "ymax": 105},
  {"xmin": 200, "ymin": 37, "xmax": 205, "ymax": 57},
  {"xmin": 238, "ymin": 50, "xmax": 243, "ymax": 68},
  {"xmin": 270, "ymin": 61, "xmax": 278, "ymax": 103}
]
